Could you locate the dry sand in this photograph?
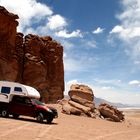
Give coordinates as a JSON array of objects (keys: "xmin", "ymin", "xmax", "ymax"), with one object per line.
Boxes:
[{"xmin": 0, "ymin": 104, "xmax": 140, "ymax": 140}]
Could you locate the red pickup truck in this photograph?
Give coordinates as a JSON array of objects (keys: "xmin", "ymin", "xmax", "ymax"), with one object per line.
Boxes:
[
  {"xmin": 0, "ymin": 81, "xmax": 58, "ymax": 124},
  {"xmin": 0, "ymin": 95, "xmax": 58, "ymax": 124}
]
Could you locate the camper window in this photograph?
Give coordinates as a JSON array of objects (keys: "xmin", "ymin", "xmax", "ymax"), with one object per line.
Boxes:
[
  {"xmin": 1, "ymin": 86, "xmax": 11, "ymax": 94},
  {"xmin": 14, "ymin": 87, "xmax": 22, "ymax": 92}
]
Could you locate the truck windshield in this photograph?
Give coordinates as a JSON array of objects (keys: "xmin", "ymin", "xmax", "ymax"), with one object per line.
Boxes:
[{"xmin": 31, "ymin": 99, "xmax": 45, "ymax": 106}]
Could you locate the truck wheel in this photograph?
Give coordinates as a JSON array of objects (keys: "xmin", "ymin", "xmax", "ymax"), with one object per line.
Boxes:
[
  {"xmin": 46, "ymin": 116, "xmax": 53, "ymax": 124},
  {"xmin": 1, "ymin": 109, "xmax": 9, "ymax": 117},
  {"xmin": 36, "ymin": 113, "xmax": 44, "ymax": 123},
  {"xmin": 13, "ymin": 114, "xmax": 20, "ymax": 119}
]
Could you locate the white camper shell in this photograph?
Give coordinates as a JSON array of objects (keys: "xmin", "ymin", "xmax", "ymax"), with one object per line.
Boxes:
[{"xmin": 0, "ymin": 81, "xmax": 40, "ymax": 103}]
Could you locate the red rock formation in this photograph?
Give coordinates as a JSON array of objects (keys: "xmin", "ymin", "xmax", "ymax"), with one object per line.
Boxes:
[
  {"xmin": 0, "ymin": 6, "xmax": 64, "ymax": 103},
  {"xmin": 0, "ymin": 6, "xmax": 19, "ymax": 81}
]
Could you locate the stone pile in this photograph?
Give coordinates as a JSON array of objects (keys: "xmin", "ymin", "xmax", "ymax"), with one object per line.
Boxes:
[
  {"xmin": 59, "ymin": 84, "xmax": 125, "ymax": 122},
  {"xmin": 59, "ymin": 84, "xmax": 99, "ymax": 118}
]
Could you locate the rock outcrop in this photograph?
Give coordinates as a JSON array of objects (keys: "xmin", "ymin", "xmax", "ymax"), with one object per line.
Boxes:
[
  {"xmin": 0, "ymin": 6, "xmax": 19, "ymax": 81},
  {"xmin": 59, "ymin": 84, "xmax": 125, "ymax": 122},
  {"xmin": 69, "ymin": 84, "xmax": 94, "ymax": 102},
  {"xmin": 59, "ymin": 84, "xmax": 97, "ymax": 118},
  {"xmin": 98, "ymin": 103, "xmax": 125, "ymax": 122},
  {"xmin": 0, "ymin": 6, "xmax": 64, "ymax": 103}
]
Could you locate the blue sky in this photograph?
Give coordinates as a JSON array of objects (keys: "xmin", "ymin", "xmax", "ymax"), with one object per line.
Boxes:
[{"xmin": 1, "ymin": 0, "xmax": 140, "ymax": 104}]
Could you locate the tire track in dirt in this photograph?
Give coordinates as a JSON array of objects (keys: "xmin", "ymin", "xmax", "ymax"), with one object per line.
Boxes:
[
  {"xmin": 34, "ymin": 125, "xmax": 52, "ymax": 140},
  {"xmin": 92, "ymin": 129, "xmax": 138, "ymax": 140},
  {"xmin": 0, "ymin": 123, "xmax": 31, "ymax": 138}
]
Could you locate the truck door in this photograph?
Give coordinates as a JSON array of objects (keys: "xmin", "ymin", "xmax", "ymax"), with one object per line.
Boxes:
[{"xmin": 9, "ymin": 96, "xmax": 35, "ymax": 117}]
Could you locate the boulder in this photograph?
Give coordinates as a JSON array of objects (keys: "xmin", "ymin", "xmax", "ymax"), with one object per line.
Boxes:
[
  {"xmin": 70, "ymin": 94, "xmax": 95, "ymax": 111},
  {"xmin": 68, "ymin": 100, "xmax": 91, "ymax": 114},
  {"xmin": 98, "ymin": 103, "xmax": 125, "ymax": 122},
  {"xmin": 69, "ymin": 84, "xmax": 94, "ymax": 102},
  {"xmin": 58, "ymin": 99, "xmax": 82, "ymax": 115}
]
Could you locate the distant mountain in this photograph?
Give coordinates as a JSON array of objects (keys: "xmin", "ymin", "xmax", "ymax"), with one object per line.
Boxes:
[
  {"xmin": 64, "ymin": 95, "xmax": 132, "ymax": 108},
  {"xmin": 94, "ymin": 97, "xmax": 131, "ymax": 108}
]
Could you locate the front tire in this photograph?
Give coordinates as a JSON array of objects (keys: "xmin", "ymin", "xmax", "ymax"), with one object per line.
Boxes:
[
  {"xmin": 46, "ymin": 116, "xmax": 53, "ymax": 124},
  {"xmin": 36, "ymin": 113, "xmax": 44, "ymax": 123},
  {"xmin": 1, "ymin": 109, "xmax": 9, "ymax": 117}
]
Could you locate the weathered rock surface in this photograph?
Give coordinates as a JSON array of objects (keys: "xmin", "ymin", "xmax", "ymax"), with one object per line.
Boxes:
[
  {"xmin": 98, "ymin": 103, "xmax": 125, "ymax": 122},
  {"xmin": 0, "ymin": 6, "xmax": 64, "ymax": 103},
  {"xmin": 70, "ymin": 94, "xmax": 95, "ymax": 110},
  {"xmin": 69, "ymin": 84, "xmax": 94, "ymax": 101},
  {"xmin": 59, "ymin": 84, "xmax": 97, "ymax": 118},
  {"xmin": 58, "ymin": 99, "xmax": 82, "ymax": 115},
  {"xmin": 0, "ymin": 6, "xmax": 19, "ymax": 81}
]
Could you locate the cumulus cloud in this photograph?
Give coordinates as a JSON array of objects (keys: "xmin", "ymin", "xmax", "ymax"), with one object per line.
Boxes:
[
  {"xmin": 129, "ymin": 80, "xmax": 140, "ymax": 85},
  {"xmin": 110, "ymin": 25, "xmax": 124, "ymax": 34},
  {"xmin": 92, "ymin": 27, "xmax": 104, "ymax": 34},
  {"xmin": 110, "ymin": 0, "xmax": 140, "ymax": 60},
  {"xmin": 110, "ymin": 25, "xmax": 140, "ymax": 39},
  {"xmin": 55, "ymin": 29, "xmax": 83, "ymax": 38},
  {"xmin": 0, "ymin": 0, "xmax": 53, "ymax": 32},
  {"xmin": 47, "ymin": 14, "xmax": 67, "ymax": 30},
  {"xmin": 0, "ymin": 0, "xmax": 81, "ymax": 37}
]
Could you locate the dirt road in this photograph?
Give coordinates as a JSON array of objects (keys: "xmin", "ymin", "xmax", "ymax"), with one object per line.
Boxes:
[{"xmin": 0, "ymin": 105, "xmax": 140, "ymax": 140}]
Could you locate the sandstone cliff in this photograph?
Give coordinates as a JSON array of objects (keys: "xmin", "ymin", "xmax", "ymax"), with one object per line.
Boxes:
[{"xmin": 0, "ymin": 6, "xmax": 64, "ymax": 103}]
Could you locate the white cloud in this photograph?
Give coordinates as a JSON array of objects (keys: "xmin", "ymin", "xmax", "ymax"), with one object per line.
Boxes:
[
  {"xmin": 110, "ymin": 26, "xmax": 140, "ymax": 39},
  {"xmin": 64, "ymin": 80, "xmax": 78, "ymax": 95},
  {"xmin": 67, "ymin": 80, "xmax": 79, "ymax": 86},
  {"xmin": 0, "ymin": 0, "xmax": 53, "ymax": 32},
  {"xmin": 101, "ymin": 86, "xmax": 114, "ymax": 90},
  {"xmin": 129, "ymin": 80, "xmax": 140, "ymax": 85},
  {"xmin": 47, "ymin": 14, "xmax": 67, "ymax": 30},
  {"xmin": 134, "ymin": 60, "xmax": 140, "ymax": 64},
  {"xmin": 110, "ymin": 25, "xmax": 123, "ymax": 34},
  {"xmin": 92, "ymin": 27, "xmax": 104, "ymax": 34},
  {"xmin": 63, "ymin": 53, "xmax": 67, "ymax": 58},
  {"xmin": 55, "ymin": 29, "xmax": 83, "ymax": 38},
  {"xmin": 110, "ymin": 0, "xmax": 140, "ymax": 60},
  {"xmin": 0, "ymin": 0, "xmax": 81, "ymax": 37},
  {"xmin": 94, "ymin": 79, "xmax": 121, "ymax": 85},
  {"xmin": 65, "ymin": 80, "xmax": 92, "ymax": 95}
]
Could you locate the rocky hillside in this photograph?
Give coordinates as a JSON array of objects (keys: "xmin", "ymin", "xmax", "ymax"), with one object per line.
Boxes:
[{"xmin": 0, "ymin": 6, "xmax": 64, "ymax": 103}]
